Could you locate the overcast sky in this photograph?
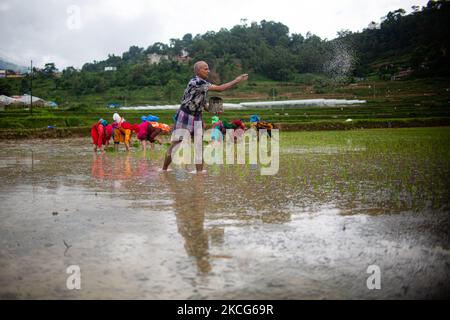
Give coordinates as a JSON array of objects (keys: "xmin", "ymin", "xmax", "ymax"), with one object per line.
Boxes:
[{"xmin": 0, "ymin": 0, "xmax": 429, "ymax": 70}]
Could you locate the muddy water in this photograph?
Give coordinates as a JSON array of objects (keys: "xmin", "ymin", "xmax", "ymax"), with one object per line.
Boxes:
[{"xmin": 0, "ymin": 130, "xmax": 449, "ymax": 299}]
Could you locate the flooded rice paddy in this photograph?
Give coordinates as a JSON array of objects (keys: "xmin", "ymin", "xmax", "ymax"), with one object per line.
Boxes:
[{"xmin": 0, "ymin": 127, "xmax": 449, "ymax": 299}]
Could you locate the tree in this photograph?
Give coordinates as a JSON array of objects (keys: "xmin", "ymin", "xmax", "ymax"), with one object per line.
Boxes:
[
  {"xmin": 10, "ymin": 3, "xmax": 450, "ymax": 100},
  {"xmin": 94, "ymin": 77, "xmax": 107, "ymax": 93},
  {"xmin": 122, "ymin": 46, "xmax": 145, "ymax": 64},
  {"xmin": 20, "ymin": 77, "xmax": 30, "ymax": 94},
  {"xmin": 169, "ymin": 38, "xmax": 184, "ymax": 56},
  {"xmin": 182, "ymin": 33, "xmax": 193, "ymax": 45},
  {"xmin": 337, "ymin": 29, "xmax": 353, "ymax": 38},
  {"xmin": 164, "ymin": 79, "xmax": 181, "ymax": 102},
  {"xmin": 0, "ymin": 79, "xmax": 13, "ymax": 95},
  {"xmin": 70, "ymin": 74, "xmax": 84, "ymax": 96},
  {"xmin": 259, "ymin": 20, "xmax": 290, "ymax": 47},
  {"xmin": 43, "ymin": 63, "xmax": 57, "ymax": 77},
  {"xmin": 289, "ymin": 33, "xmax": 305, "ymax": 53},
  {"xmin": 145, "ymin": 42, "xmax": 168, "ymax": 55}
]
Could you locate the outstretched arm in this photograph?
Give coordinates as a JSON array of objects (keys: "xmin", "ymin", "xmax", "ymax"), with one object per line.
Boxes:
[{"xmin": 209, "ymin": 74, "xmax": 248, "ymax": 92}]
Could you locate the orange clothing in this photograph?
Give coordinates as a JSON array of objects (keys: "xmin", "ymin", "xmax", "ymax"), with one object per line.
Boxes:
[
  {"xmin": 114, "ymin": 127, "xmax": 132, "ymax": 144},
  {"xmin": 113, "ymin": 121, "xmax": 138, "ymax": 145},
  {"xmin": 149, "ymin": 122, "xmax": 171, "ymax": 133}
]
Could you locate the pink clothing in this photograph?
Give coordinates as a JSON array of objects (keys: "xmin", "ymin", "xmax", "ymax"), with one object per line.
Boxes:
[
  {"xmin": 137, "ymin": 122, "xmax": 149, "ymax": 140},
  {"xmin": 104, "ymin": 124, "xmax": 113, "ymax": 143}
]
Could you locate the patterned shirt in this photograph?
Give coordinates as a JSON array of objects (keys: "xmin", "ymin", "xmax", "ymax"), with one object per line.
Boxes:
[{"xmin": 180, "ymin": 76, "xmax": 211, "ymax": 115}]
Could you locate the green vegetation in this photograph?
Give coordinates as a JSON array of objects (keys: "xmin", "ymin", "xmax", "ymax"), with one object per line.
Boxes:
[
  {"xmin": 2, "ymin": 1, "xmax": 449, "ymax": 101},
  {"xmin": 1, "ymin": 76, "xmax": 449, "ymax": 136},
  {"xmin": 0, "ymin": 1, "xmax": 449, "ymax": 136},
  {"xmin": 141, "ymin": 126, "xmax": 450, "ymax": 213},
  {"xmin": 277, "ymin": 127, "xmax": 450, "ymax": 213}
]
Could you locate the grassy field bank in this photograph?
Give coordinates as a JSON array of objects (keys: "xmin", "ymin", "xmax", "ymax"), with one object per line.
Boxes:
[{"xmin": 1, "ymin": 77, "xmax": 449, "ymax": 138}]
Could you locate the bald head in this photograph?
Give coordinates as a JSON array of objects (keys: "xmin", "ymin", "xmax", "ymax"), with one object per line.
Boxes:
[
  {"xmin": 194, "ymin": 61, "xmax": 210, "ymax": 80},
  {"xmin": 194, "ymin": 61, "xmax": 207, "ymax": 74}
]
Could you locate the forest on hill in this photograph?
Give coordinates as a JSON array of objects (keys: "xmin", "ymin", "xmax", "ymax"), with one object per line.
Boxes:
[{"xmin": 0, "ymin": 0, "xmax": 449, "ymax": 100}]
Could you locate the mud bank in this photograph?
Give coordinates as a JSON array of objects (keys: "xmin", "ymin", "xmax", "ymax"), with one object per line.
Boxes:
[
  {"xmin": 276, "ymin": 118, "xmax": 450, "ymax": 131},
  {"xmin": 0, "ymin": 127, "xmax": 89, "ymax": 140},
  {"xmin": 1, "ymin": 118, "xmax": 450, "ymax": 139}
]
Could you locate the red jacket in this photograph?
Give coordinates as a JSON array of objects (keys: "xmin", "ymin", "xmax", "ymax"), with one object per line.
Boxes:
[
  {"xmin": 91, "ymin": 123, "xmax": 105, "ymax": 148},
  {"xmin": 231, "ymin": 120, "xmax": 246, "ymax": 130},
  {"xmin": 121, "ymin": 121, "xmax": 139, "ymax": 133}
]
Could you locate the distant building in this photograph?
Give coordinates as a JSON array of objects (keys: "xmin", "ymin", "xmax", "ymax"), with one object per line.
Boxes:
[
  {"xmin": 0, "ymin": 95, "xmax": 25, "ymax": 110},
  {"xmin": 173, "ymin": 55, "xmax": 192, "ymax": 64},
  {"xmin": 0, "ymin": 69, "xmax": 24, "ymax": 78},
  {"xmin": 107, "ymin": 102, "xmax": 121, "ymax": 109},
  {"xmin": 0, "ymin": 95, "xmax": 17, "ymax": 103},
  {"xmin": 147, "ymin": 53, "xmax": 169, "ymax": 65},
  {"xmin": 12, "ymin": 94, "xmax": 46, "ymax": 106},
  {"xmin": 104, "ymin": 66, "xmax": 117, "ymax": 71},
  {"xmin": 45, "ymin": 101, "xmax": 58, "ymax": 108},
  {"xmin": 391, "ymin": 68, "xmax": 413, "ymax": 81},
  {"xmin": 0, "ymin": 95, "xmax": 17, "ymax": 110},
  {"xmin": 6, "ymin": 73, "xmax": 25, "ymax": 78},
  {"xmin": 147, "ymin": 51, "xmax": 192, "ymax": 65},
  {"xmin": 0, "ymin": 94, "xmax": 52, "ymax": 110},
  {"xmin": 367, "ymin": 21, "xmax": 381, "ymax": 30}
]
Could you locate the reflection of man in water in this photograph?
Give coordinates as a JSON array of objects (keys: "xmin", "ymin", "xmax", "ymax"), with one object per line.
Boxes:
[{"xmin": 163, "ymin": 172, "xmax": 211, "ymax": 273}]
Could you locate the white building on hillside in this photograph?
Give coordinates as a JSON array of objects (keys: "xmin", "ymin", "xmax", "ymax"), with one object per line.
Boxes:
[{"xmin": 147, "ymin": 53, "xmax": 169, "ymax": 65}]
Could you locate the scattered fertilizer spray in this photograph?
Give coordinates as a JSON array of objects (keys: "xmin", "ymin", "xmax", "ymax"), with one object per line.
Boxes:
[{"xmin": 323, "ymin": 40, "xmax": 357, "ymax": 84}]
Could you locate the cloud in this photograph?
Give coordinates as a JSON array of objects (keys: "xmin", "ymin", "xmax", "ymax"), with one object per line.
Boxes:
[
  {"xmin": 0, "ymin": 0, "xmax": 162, "ymax": 68},
  {"xmin": 0, "ymin": 0, "xmax": 429, "ymax": 69}
]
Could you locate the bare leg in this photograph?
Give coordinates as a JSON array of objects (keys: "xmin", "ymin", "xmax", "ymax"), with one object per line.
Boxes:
[
  {"xmin": 195, "ymin": 136, "xmax": 204, "ymax": 172},
  {"xmin": 125, "ymin": 129, "xmax": 131, "ymax": 151},
  {"xmin": 162, "ymin": 141, "xmax": 181, "ymax": 171},
  {"xmin": 195, "ymin": 140, "xmax": 204, "ymax": 172},
  {"xmin": 196, "ymin": 161, "xmax": 204, "ymax": 172}
]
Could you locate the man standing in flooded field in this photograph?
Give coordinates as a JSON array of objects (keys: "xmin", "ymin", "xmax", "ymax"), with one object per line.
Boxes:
[{"xmin": 162, "ymin": 61, "xmax": 248, "ymax": 172}]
